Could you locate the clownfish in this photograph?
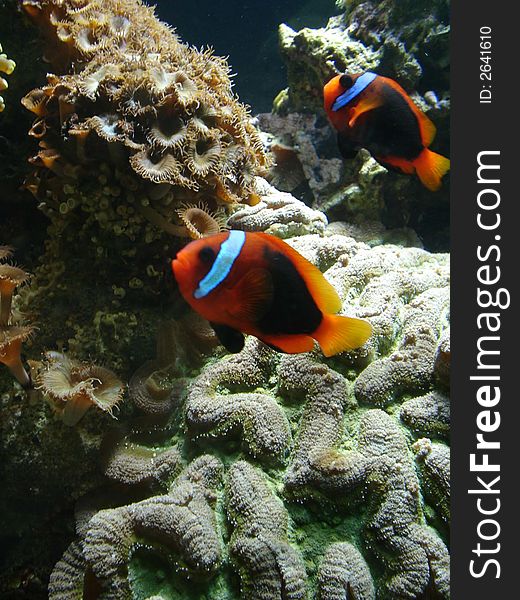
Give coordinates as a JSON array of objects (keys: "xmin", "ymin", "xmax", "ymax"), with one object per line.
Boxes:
[
  {"xmin": 323, "ymin": 72, "xmax": 450, "ymax": 191},
  {"xmin": 172, "ymin": 230, "xmax": 372, "ymax": 357}
]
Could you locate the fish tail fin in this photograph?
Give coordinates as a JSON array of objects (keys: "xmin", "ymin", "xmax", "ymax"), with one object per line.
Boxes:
[
  {"xmin": 414, "ymin": 148, "xmax": 451, "ymax": 191},
  {"xmin": 314, "ymin": 314, "xmax": 372, "ymax": 358}
]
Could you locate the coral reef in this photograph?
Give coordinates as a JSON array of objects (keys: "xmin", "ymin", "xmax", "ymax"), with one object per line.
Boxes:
[
  {"xmin": 1, "ymin": 227, "xmax": 450, "ymax": 598},
  {"xmin": 0, "ymin": 41, "xmax": 15, "ymax": 112},
  {"xmin": 228, "ymin": 177, "xmax": 327, "ymax": 238},
  {"xmin": 269, "ymin": 0, "xmax": 450, "ymax": 249},
  {"xmin": 11, "ymin": 0, "xmax": 271, "ymax": 373},
  {"xmin": 317, "ymin": 542, "xmax": 375, "ymax": 600},
  {"xmin": 0, "ymin": 246, "xmax": 34, "ymax": 387}
]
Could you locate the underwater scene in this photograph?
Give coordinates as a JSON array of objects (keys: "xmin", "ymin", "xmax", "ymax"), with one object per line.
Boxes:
[{"xmin": 0, "ymin": 0, "xmax": 450, "ymax": 598}]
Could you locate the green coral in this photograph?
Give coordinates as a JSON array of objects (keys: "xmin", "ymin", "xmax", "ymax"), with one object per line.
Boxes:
[{"xmin": 32, "ymin": 231, "xmax": 451, "ymax": 599}]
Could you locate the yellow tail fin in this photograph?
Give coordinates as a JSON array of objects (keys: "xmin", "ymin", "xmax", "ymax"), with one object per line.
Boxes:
[
  {"xmin": 414, "ymin": 148, "xmax": 450, "ymax": 191},
  {"xmin": 313, "ymin": 314, "xmax": 372, "ymax": 358}
]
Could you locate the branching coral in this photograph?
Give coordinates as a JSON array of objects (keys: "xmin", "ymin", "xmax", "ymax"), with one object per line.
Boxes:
[
  {"xmin": 37, "ymin": 351, "xmax": 124, "ymax": 425},
  {"xmin": 225, "ymin": 460, "xmax": 307, "ymax": 599},
  {"xmin": 0, "ymin": 42, "xmax": 16, "ymax": 113}
]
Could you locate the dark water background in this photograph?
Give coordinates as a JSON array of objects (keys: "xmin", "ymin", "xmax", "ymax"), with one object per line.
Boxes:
[{"xmin": 155, "ymin": 0, "xmax": 340, "ymax": 113}]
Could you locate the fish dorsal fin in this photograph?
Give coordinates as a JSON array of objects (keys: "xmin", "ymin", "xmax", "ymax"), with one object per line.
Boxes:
[
  {"xmin": 382, "ymin": 76, "xmax": 437, "ymax": 146},
  {"xmin": 348, "ymin": 95, "xmax": 384, "ymax": 128},
  {"xmin": 226, "ymin": 268, "xmax": 273, "ymax": 322},
  {"xmin": 254, "ymin": 233, "xmax": 342, "ymax": 315}
]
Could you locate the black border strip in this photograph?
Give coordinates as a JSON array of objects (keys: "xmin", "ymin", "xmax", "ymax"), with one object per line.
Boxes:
[{"xmin": 451, "ymin": 1, "xmax": 515, "ymax": 596}]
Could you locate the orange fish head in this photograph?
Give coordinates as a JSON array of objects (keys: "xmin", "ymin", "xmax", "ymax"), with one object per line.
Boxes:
[
  {"xmin": 172, "ymin": 233, "xmax": 228, "ymax": 301},
  {"xmin": 323, "ymin": 73, "xmax": 364, "ymax": 128}
]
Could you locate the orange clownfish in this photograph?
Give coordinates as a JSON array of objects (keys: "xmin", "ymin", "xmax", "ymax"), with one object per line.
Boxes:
[
  {"xmin": 323, "ymin": 72, "xmax": 450, "ymax": 191},
  {"xmin": 172, "ymin": 230, "xmax": 372, "ymax": 357}
]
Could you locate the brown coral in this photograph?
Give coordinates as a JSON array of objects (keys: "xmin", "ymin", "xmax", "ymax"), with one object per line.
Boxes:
[
  {"xmin": 37, "ymin": 351, "xmax": 124, "ymax": 425},
  {"xmin": 176, "ymin": 201, "xmax": 227, "ymax": 240},
  {"xmin": 0, "ymin": 264, "xmax": 31, "ymax": 326},
  {"xmin": 22, "ymin": 0, "xmax": 270, "ymax": 228},
  {"xmin": 0, "ymin": 325, "xmax": 35, "ymax": 387},
  {"xmin": 81, "ymin": 456, "xmax": 223, "ymax": 597},
  {"xmin": 226, "ymin": 460, "xmax": 307, "ymax": 599}
]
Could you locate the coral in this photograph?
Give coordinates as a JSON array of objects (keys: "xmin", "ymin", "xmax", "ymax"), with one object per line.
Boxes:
[
  {"xmin": 22, "ymin": 0, "xmax": 269, "ymax": 211},
  {"xmin": 226, "ymin": 460, "xmax": 307, "ymax": 599},
  {"xmin": 228, "ymin": 177, "xmax": 327, "ymax": 238},
  {"xmin": 3, "ymin": 221, "xmax": 450, "ymax": 595},
  {"xmin": 400, "ymin": 391, "xmax": 450, "ymax": 439},
  {"xmin": 271, "ymin": 0, "xmax": 450, "ymax": 249},
  {"xmin": 185, "ymin": 338, "xmax": 291, "ymax": 461},
  {"xmin": 317, "ymin": 542, "xmax": 375, "ymax": 600},
  {"xmin": 37, "ymin": 351, "xmax": 124, "ymax": 425},
  {"xmin": 0, "ymin": 41, "xmax": 15, "ymax": 112},
  {"xmin": 0, "ymin": 324, "xmax": 35, "ymax": 387},
  {"xmin": 413, "ymin": 438, "xmax": 450, "ymax": 524},
  {"xmin": 79, "ymin": 455, "xmax": 223, "ymax": 598},
  {"xmin": 176, "ymin": 200, "xmax": 227, "ymax": 240},
  {"xmin": 16, "ymin": 0, "xmax": 271, "ymax": 373},
  {"xmin": 0, "ymin": 263, "xmax": 31, "ymax": 326},
  {"xmin": 100, "ymin": 429, "xmax": 182, "ymax": 486},
  {"xmin": 354, "ymin": 287, "xmax": 450, "ymax": 407},
  {"xmin": 0, "ymin": 246, "xmax": 35, "ymax": 387}
]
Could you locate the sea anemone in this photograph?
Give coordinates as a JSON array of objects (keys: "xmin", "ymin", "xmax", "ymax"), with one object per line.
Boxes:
[
  {"xmin": 168, "ymin": 70, "xmax": 198, "ymax": 106},
  {"xmin": 37, "ymin": 352, "xmax": 124, "ymax": 426},
  {"xmin": 176, "ymin": 201, "xmax": 227, "ymax": 239},
  {"xmin": 21, "ymin": 88, "xmax": 49, "ymax": 117},
  {"xmin": 129, "ymin": 148, "xmax": 184, "ymax": 184},
  {"xmin": 0, "ymin": 246, "xmax": 13, "ymax": 261},
  {"xmin": 186, "ymin": 135, "xmax": 221, "ymax": 177},
  {"xmin": 0, "ymin": 325, "xmax": 35, "ymax": 387},
  {"xmin": 0, "ymin": 264, "xmax": 31, "ymax": 327},
  {"xmin": 148, "ymin": 106, "xmax": 188, "ymax": 149}
]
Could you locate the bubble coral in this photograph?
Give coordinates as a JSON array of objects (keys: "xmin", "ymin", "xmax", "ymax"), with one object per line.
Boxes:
[
  {"xmin": 37, "ymin": 351, "xmax": 124, "ymax": 425},
  {"xmin": 0, "ymin": 42, "xmax": 16, "ymax": 113}
]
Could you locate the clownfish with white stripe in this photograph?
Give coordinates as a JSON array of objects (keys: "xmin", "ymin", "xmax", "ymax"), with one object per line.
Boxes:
[
  {"xmin": 172, "ymin": 230, "xmax": 372, "ymax": 357},
  {"xmin": 323, "ymin": 72, "xmax": 450, "ymax": 191}
]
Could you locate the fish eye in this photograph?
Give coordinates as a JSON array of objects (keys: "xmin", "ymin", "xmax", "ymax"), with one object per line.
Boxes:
[
  {"xmin": 339, "ymin": 74, "xmax": 354, "ymax": 89},
  {"xmin": 198, "ymin": 246, "xmax": 216, "ymax": 265}
]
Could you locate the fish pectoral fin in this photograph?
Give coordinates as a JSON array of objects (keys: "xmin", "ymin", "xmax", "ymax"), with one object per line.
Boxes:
[
  {"xmin": 258, "ymin": 333, "xmax": 315, "ymax": 354},
  {"xmin": 210, "ymin": 322, "xmax": 245, "ymax": 353},
  {"xmin": 226, "ymin": 268, "xmax": 273, "ymax": 322},
  {"xmin": 337, "ymin": 133, "xmax": 359, "ymax": 159},
  {"xmin": 348, "ymin": 96, "xmax": 383, "ymax": 128}
]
